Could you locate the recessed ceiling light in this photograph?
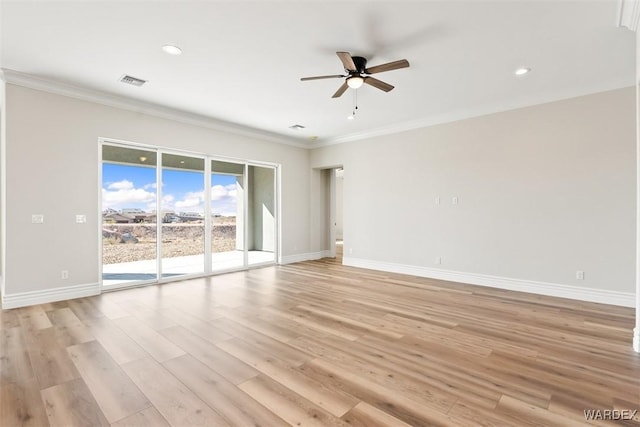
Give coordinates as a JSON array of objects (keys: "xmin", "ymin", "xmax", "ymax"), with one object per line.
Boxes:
[
  {"xmin": 347, "ymin": 115, "xmax": 355, "ymax": 120},
  {"xmin": 515, "ymin": 67, "xmax": 531, "ymax": 76},
  {"xmin": 162, "ymin": 45, "xmax": 182, "ymax": 55},
  {"xmin": 139, "ymin": 156, "xmax": 147, "ymax": 162}
]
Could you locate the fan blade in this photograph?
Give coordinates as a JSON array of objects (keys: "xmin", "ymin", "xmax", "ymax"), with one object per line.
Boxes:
[
  {"xmin": 364, "ymin": 76, "xmax": 394, "ymax": 92},
  {"xmin": 332, "ymin": 82, "xmax": 349, "ymax": 98},
  {"xmin": 301, "ymin": 75, "xmax": 345, "ymax": 81},
  {"xmin": 336, "ymin": 52, "xmax": 357, "ymax": 71},
  {"xmin": 365, "ymin": 59, "xmax": 410, "ymax": 74}
]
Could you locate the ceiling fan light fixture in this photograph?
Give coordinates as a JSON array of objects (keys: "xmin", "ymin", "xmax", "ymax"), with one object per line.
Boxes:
[{"xmin": 347, "ymin": 76, "xmax": 364, "ymax": 89}]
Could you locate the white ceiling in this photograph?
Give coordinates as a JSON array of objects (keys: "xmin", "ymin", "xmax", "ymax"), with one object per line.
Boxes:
[{"xmin": 0, "ymin": 1, "xmax": 635, "ymax": 147}]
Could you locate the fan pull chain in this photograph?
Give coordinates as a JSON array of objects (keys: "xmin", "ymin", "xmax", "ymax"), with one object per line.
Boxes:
[{"xmin": 351, "ymin": 89, "xmax": 359, "ymax": 119}]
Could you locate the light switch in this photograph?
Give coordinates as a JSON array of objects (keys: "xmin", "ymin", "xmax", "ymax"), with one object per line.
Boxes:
[
  {"xmin": 31, "ymin": 214, "xmax": 44, "ymax": 224},
  {"xmin": 75, "ymin": 214, "xmax": 87, "ymax": 224},
  {"xmin": 452, "ymin": 196, "xmax": 459, "ymax": 205}
]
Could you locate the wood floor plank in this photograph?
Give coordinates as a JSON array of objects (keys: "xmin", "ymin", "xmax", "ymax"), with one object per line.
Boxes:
[
  {"xmin": 23, "ymin": 327, "xmax": 80, "ymax": 389},
  {"xmin": 110, "ymin": 406, "xmax": 170, "ymax": 427},
  {"xmin": 495, "ymin": 394, "xmax": 589, "ymax": 427},
  {"xmin": 158, "ymin": 307, "xmax": 232, "ymax": 343},
  {"xmin": 304, "ymin": 358, "xmax": 457, "ymax": 427},
  {"xmin": 239, "ymin": 374, "xmax": 350, "ymax": 427},
  {"xmin": 84, "ymin": 318, "xmax": 149, "ymax": 365},
  {"xmin": 67, "ymin": 299, "xmax": 105, "ymax": 321},
  {"xmin": 295, "ymin": 303, "xmax": 404, "ymax": 339},
  {"xmin": 341, "ymin": 401, "xmax": 413, "ymax": 427},
  {"xmin": 1, "ymin": 327, "xmax": 36, "ymax": 385},
  {"xmin": 67, "ymin": 340, "xmax": 151, "ymax": 423},
  {"xmin": 46, "ymin": 307, "xmax": 83, "ymax": 327},
  {"xmin": 122, "ymin": 357, "xmax": 230, "ymax": 427},
  {"xmin": 17, "ymin": 306, "xmax": 52, "ymax": 331},
  {"xmin": 40, "ymin": 378, "xmax": 110, "ymax": 427},
  {"xmin": 163, "ymin": 354, "xmax": 289, "ymax": 427},
  {"xmin": 112, "ymin": 316, "xmax": 185, "ymax": 363},
  {"xmin": 215, "ymin": 318, "xmax": 314, "ymax": 365},
  {"xmin": 217, "ymin": 337, "xmax": 359, "ymax": 417},
  {"xmin": 45, "ymin": 307, "xmax": 95, "ymax": 347},
  {"xmin": 0, "ymin": 309, "xmax": 21, "ymax": 329},
  {"xmin": 0, "ymin": 380, "xmax": 49, "ymax": 427},
  {"xmin": 159, "ymin": 325, "xmax": 259, "ymax": 384}
]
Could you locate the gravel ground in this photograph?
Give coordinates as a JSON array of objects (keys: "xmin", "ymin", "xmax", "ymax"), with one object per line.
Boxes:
[{"xmin": 102, "ymin": 223, "xmax": 237, "ymax": 264}]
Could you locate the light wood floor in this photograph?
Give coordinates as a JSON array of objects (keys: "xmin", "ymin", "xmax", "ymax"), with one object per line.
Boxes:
[{"xmin": 1, "ymin": 254, "xmax": 639, "ymax": 426}]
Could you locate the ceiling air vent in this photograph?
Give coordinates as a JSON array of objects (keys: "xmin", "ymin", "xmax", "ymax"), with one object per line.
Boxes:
[{"xmin": 119, "ymin": 74, "xmax": 147, "ymax": 87}]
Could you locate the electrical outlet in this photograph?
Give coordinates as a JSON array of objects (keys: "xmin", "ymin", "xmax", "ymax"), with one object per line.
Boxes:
[
  {"xmin": 75, "ymin": 214, "xmax": 87, "ymax": 223},
  {"xmin": 349, "ymin": 248, "xmax": 353, "ymax": 255},
  {"xmin": 435, "ymin": 196, "xmax": 440, "ymax": 205},
  {"xmin": 435, "ymin": 256, "xmax": 442, "ymax": 265},
  {"xmin": 61, "ymin": 270, "xmax": 69, "ymax": 280},
  {"xmin": 31, "ymin": 214, "xmax": 44, "ymax": 224},
  {"xmin": 452, "ymin": 196, "xmax": 459, "ymax": 205},
  {"xmin": 576, "ymin": 270, "xmax": 584, "ymax": 280}
]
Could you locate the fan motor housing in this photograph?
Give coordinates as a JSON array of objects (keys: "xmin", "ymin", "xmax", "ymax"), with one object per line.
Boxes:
[{"xmin": 351, "ymin": 56, "xmax": 368, "ymax": 74}]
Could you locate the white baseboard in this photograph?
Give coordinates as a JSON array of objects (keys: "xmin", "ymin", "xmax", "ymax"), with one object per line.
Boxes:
[
  {"xmin": 343, "ymin": 257, "xmax": 635, "ymax": 308},
  {"xmin": 1, "ymin": 282, "xmax": 100, "ymax": 309},
  {"xmin": 280, "ymin": 251, "xmax": 330, "ymax": 265}
]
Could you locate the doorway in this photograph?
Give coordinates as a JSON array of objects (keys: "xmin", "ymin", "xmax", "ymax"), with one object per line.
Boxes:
[{"xmin": 334, "ymin": 167, "xmax": 344, "ymax": 262}]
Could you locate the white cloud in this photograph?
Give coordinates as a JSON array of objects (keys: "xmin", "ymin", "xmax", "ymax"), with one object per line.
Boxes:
[
  {"xmin": 175, "ymin": 190, "xmax": 203, "ymax": 210},
  {"xmin": 102, "ymin": 181, "xmax": 155, "ymax": 209},
  {"xmin": 107, "ymin": 180, "xmax": 134, "ymax": 190},
  {"xmin": 103, "ymin": 181, "xmax": 238, "ymax": 215},
  {"xmin": 211, "ymin": 184, "xmax": 236, "ymax": 201}
]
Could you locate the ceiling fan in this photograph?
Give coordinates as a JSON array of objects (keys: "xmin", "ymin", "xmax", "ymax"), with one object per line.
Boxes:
[{"xmin": 301, "ymin": 52, "xmax": 410, "ymax": 98}]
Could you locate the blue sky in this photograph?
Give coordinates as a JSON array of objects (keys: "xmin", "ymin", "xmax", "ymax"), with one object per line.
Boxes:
[{"xmin": 102, "ymin": 163, "xmax": 238, "ymax": 215}]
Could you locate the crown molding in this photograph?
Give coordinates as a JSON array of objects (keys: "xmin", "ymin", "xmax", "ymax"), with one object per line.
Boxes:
[
  {"xmin": 3, "ymin": 69, "xmax": 631, "ymax": 152},
  {"xmin": 0, "ymin": 68, "xmax": 310, "ymax": 149},
  {"xmin": 618, "ymin": 0, "xmax": 640, "ymax": 31},
  {"xmin": 309, "ymin": 82, "xmax": 635, "ymax": 149}
]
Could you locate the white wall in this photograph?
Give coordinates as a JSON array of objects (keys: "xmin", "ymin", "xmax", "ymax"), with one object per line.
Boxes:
[
  {"xmin": 311, "ymin": 88, "xmax": 636, "ymax": 302},
  {"xmin": 1, "ymin": 83, "xmax": 310, "ymax": 301}
]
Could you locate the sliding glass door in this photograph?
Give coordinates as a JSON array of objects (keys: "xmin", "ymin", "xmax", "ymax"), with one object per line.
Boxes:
[
  {"xmin": 211, "ymin": 160, "xmax": 244, "ymax": 271},
  {"xmin": 101, "ymin": 146, "xmax": 158, "ymax": 288},
  {"xmin": 101, "ymin": 142, "xmax": 278, "ymax": 289},
  {"xmin": 161, "ymin": 153, "xmax": 206, "ymax": 279}
]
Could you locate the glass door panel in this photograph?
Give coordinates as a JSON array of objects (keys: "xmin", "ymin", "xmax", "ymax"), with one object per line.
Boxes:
[
  {"xmin": 161, "ymin": 153, "xmax": 206, "ymax": 278},
  {"xmin": 247, "ymin": 165, "xmax": 277, "ymax": 266},
  {"xmin": 211, "ymin": 160, "xmax": 244, "ymax": 271},
  {"xmin": 101, "ymin": 146, "xmax": 158, "ymax": 288}
]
